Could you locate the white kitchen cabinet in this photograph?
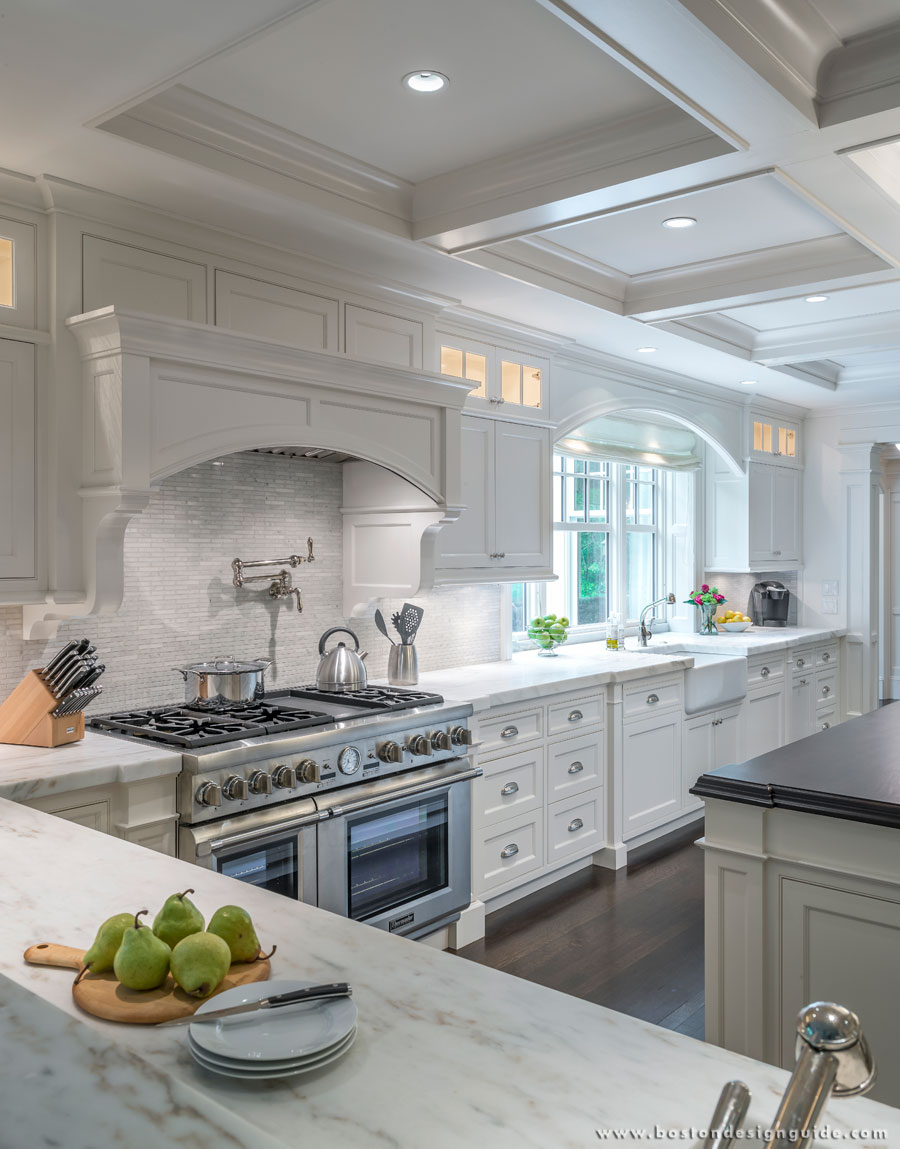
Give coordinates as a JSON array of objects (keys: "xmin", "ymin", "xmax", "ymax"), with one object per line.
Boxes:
[
  {"xmin": 706, "ymin": 451, "xmax": 802, "ymax": 572},
  {"xmin": 215, "ymin": 270, "xmax": 339, "ymax": 352},
  {"xmin": 745, "ymin": 679, "xmax": 786, "ymax": 759},
  {"xmin": 682, "ymin": 703, "xmax": 742, "ymax": 813},
  {"xmin": 344, "ymin": 304, "xmax": 422, "ymax": 368},
  {"xmin": 788, "ymin": 672, "xmax": 815, "ymax": 743},
  {"xmin": 0, "ymin": 214, "xmax": 37, "ymax": 329},
  {"xmin": 749, "ymin": 463, "xmax": 801, "ymax": 565},
  {"xmin": 749, "ymin": 413, "xmax": 800, "ymax": 465},
  {"xmin": 82, "ymin": 235, "xmax": 207, "ymax": 321},
  {"xmin": 546, "ymin": 789, "xmax": 604, "ymax": 866},
  {"xmin": 435, "ymin": 414, "xmax": 552, "ymax": 582},
  {"xmin": 438, "ymin": 332, "xmax": 549, "ymax": 422},
  {"xmin": 0, "ymin": 339, "xmax": 36, "ymax": 584},
  {"xmin": 622, "ymin": 708, "xmax": 683, "ymax": 841},
  {"xmin": 473, "ymin": 745, "xmax": 544, "ymax": 827}
]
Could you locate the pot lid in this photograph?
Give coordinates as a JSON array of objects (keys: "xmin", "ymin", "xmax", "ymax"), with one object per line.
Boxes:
[{"xmin": 177, "ymin": 658, "xmax": 271, "ymax": 674}]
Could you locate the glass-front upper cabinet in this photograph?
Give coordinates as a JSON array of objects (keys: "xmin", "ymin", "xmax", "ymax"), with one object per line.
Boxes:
[
  {"xmin": 438, "ymin": 331, "xmax": 549, "ymax": 420},
  {"xmin": 0, "ymin": 215, "xmax": 36, "ymax": 329},
  {"xmin": 749, "ymin": 413, "xmax": 800, "ymax": 465}
]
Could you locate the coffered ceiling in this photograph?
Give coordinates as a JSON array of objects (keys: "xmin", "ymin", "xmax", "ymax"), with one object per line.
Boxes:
[{"xmin": 7, "ymin": 0, "xmax": 900, "ymax": 410}]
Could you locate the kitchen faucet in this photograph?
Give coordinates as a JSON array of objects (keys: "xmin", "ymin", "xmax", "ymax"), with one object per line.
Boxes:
[
  {"xmin": 638, "ymin": 594, "xmax": 676, "ymax": 646},
  {"xmin": 700, "ymin": 1002, "xmax": 876, "ymax": 1148}
]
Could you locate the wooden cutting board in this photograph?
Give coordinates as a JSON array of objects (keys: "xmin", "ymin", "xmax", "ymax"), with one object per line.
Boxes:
[{"xmin": 24, "ymin": 943, "xmax": 270, "ymax": 1024}]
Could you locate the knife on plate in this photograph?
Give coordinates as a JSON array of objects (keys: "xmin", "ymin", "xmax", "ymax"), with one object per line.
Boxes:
[{"xmin": 157, "ymin": 982, "xmax": 352, "ymax": 1026}]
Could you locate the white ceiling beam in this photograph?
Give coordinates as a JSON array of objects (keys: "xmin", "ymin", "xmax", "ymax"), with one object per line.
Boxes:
[
  {"xmin": 753, "ymin": 311, "xmax": 900, "ymax": 364},
  {"xmin": 818, "ymin": 25, "xmax": 900, "ymax": 128}
]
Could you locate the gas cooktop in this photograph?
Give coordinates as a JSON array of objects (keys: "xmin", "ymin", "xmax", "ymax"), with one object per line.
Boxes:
[
  {"xmin": 90, "ymin": 703, "xmax": 335, "ymax": 749},
  {"xmin": 272, "ymin": 685, "xmax": 444, "ymax": 712}
]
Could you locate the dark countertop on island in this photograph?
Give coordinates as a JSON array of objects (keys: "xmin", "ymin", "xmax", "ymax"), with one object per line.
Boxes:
[{"xmin": 691, "ymin": 704, "xmax": 900, "ymax": 829}]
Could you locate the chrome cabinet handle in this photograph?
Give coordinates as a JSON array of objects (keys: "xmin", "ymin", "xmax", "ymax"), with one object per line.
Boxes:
[
  {"xmin": 567, "ymin": 818, "xmax": 584, "ymax": 833},
  {"xmin": 500, "ymin": 781, "xmax": 519, "ymax": 796},
  {"xmin": 489, "ymin": 396, "xmax": 506, "ymax": 405},
  {"xmin": 646, "ymin": 693, "xmax": 659, "ymax": 704},
  {"xmin": 567, "ymin": 709, "xmax": 583, "ymax": 722},
  {"xmin": 500, "ymin": 725, "xmax": 518, "ymax": 739},
  {"xmin": 760, "ymin": 666, "xmax": 770, "ymax": 677},
  {"xmin": 822, "ymin": 685, "xmax": 831, "ymax": 695},
  {"xmin": 490, "ymin": 552, "xmax": 506, "ymax": 559},
  {"xmin": 567, "ymin": 761, "xmax": 584, "ymax": 775},
  {"xmin": 773, "ymin": 549, "xmax": 782, "ymax": 556},
  {"xmin": 500, "ymin": 843, "xmax": 519, "ymax": 859},
  {"xmin": 799, "ymin": 678, "xmax": 808, "ymax": 686},
  {"xmin": 497, "ymin": 553, "xmax": 505, "ymax": 558}
]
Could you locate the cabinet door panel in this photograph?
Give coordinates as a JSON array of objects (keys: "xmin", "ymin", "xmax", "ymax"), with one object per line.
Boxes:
[
  {"xmin": 215, "ymin": 271, "xmax": 338, "ymax": 352},
  {"xmin": 50, "ymin": 800, "xmax": 109, "ymax": 833},
  {"xmin": 0, "ymin": 340, "xmax": 35, "ymax": 579},
  {"xmin": 474, "ymin": 746, "xmax": 543, "ymax": 827},
  {"xmin": 622, "ymin": 712, "xmax": 682, "ymax": 840},
  {"xmin": 547, "ymin": 733, "xmax": 604, "ymax": 801},
  {"xmin": 771, "ymin": 467, "xmax": 801, "ymax": 562},
  {"xmin": 344, "ymin": 305, "xmax": 422, "ymax": 368},
  {"xmin": 493, "ymin": 422, "xmax": 551, "ymax": 568},
  {"xmin": 83, "ymin": 236, "xmax": 207, "ymax": 321},
  {"xmin": 745, "ymin": 683, "xmax": 784, "ymax": 758},
  {"xmin": 547, "ymin": 790, "xmax": 604, "ymax": 865},
  {"xmin": 748, "ymin": 464, "xmax": 774, "ymax": 562},
  {"xmin": 683, "ymin": 714, "xmax": 714, "ymax": 812},
  {"xmin": 435, "ymin": 416, "xmax": 494, "ymax": 567},
  {"xmin": 788, "ymin": 675, "xmax": 814, "ymax": 743}
]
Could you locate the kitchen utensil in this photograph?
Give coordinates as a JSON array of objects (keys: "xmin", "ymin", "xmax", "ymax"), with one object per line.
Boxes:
[
  {"xmin": 53, "ymin": 661, "xmax": 90, "ymax": 700},
  {"xmin": 23, "ymin": 943, "xmax": 271, "ymax": 1024},
  {"xmin": 400, "ymin": 602, "xmax": 425, "ymax": 648},
  {"xmin": 189, "ymin": 980, "xmax": 358, "ymax": 1062},
  {"xmin": 374, "ymin": 609, "xmax": 395, "ymax": 645},
  {"xmin": 387, "ymin": 643, "xmax": 418, "ymax": 686},
  {"xmin": 42, "ymin": 640, "xmax": 79, "ymax": 679},
  {"xmin": 173, "ymin": 658, "xmax": 272, "ymax": 709},
  {"xmin": 390, "ymin": 611, "xmax": 404, "ymax": 641},
  {"xmin": 159, "ymin": 982, "xmax": 351, "ymax": 1026},
  {"xmin": 52, "ymin": 685, "xmax": 103, "ymax": 718},
  {"xmin": 315, "ymin": 628, "xmax": 368, "ymax": 692}
]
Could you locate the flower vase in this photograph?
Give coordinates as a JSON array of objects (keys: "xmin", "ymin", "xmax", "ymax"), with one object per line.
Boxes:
[{"xmin": 700, "ymin": 602, "xmax": 717, "ymax": 635}]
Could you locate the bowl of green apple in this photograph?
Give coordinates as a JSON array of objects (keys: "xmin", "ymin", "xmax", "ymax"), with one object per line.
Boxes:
[{"xmin": 527, "ymin": 614, "xmax": 569, "ymax": 657}]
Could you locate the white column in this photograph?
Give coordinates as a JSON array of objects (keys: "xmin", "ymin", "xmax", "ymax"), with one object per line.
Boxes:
[
  {"xmin": 883, "ymin": 460, "xmax": 900, "ymax": 701},
  {"xmin": 838, "ymin": 444, "xmax": 881, "ymax": 717}
]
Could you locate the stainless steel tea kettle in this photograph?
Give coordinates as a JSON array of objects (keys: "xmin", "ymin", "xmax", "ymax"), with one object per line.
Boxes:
[{"xmin": 316, "ymin": 627, "xmax": 368, "ymax": 692}]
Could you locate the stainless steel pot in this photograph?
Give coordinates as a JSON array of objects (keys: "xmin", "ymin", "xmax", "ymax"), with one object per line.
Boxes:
[
  {"xmin": 173, "ymin": 658, "xmax": 272, "ymax": 709},
  {"xmin": 316, "ymin": 628, "xmax": 367, "ymax": 692}
]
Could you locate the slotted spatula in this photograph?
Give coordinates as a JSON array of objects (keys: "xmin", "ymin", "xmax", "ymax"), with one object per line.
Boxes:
[{"xmin": 396, "ymin": 602, "xmax": 424, "ymax": 644}]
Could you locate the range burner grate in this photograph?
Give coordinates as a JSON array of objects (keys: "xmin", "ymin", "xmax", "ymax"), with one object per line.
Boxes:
[
  {"xmin": 90, "ymin": 703, "xmax": 334, "ymax": 748},
  {"xmin": 279, "ymin": 684, "xmax": 444, "ymax": 712}
]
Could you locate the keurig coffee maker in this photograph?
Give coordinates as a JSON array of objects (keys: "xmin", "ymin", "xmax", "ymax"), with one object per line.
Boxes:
[{"xmin": 749, "ymin": 580, "xmax": 790, "ymax": 627}]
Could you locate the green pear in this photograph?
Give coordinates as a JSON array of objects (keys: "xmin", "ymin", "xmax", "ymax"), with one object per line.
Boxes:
[
  {"xmin": 206, "ymin": 905, "xmax": 272, "ymax": 964},
  {"xmin": 170, "ymin": 932, "xmax": 231, "ymax": 998},
  {"xmin": 77, "ymin": 912, "xmax": 134, "ymax": 982},
  {"xmin": 113, "ymin": 910, "xmax": 171, "ymax": 991},
  {"xmin": 152, "ymin": 888, "xmax": 204, "ymax": 949}
]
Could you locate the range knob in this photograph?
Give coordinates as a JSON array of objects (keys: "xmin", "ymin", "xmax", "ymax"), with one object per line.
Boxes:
[
  {"xmin": 223, "ymin": 776, "xmax": 249, "ymax": 802},
  {"xmin": 248, "ymin": 770, "xmax": 272, "ymax": 796},
  {"xmin": 430, "ymin": 730, "xmax": 452, "ymax": 752},
  {"xmin": 272, "ymin": 765, "xmax": 296, "ymax": 790},
  {"xmin": 378, "ymin": 740, "xmax": 404, "ymax": 764},
  {"xmin": 407, "ymin": 734, "xmax": 432, "ymax": 757},
  {"xmin": 296, "ymin": 759, "xmax": 320, "ymax": 784},
  {"xmin": 450, "ymin": 726, "xmax": 473, "ymax": 747},
  {"xmin": 196, "ymin": 781, "xmax": 222, "ymax": 808}
]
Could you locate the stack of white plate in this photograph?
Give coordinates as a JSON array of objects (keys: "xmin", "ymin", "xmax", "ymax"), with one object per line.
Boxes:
[{"xmin": 188, "ymin": 980, "xmax": 358, "ymax": 1080}]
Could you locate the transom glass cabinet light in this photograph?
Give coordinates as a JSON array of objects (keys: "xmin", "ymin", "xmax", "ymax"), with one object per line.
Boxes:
[{"xmin": 402, "ymin": 71, "xmax": 449, "ymax": 93}]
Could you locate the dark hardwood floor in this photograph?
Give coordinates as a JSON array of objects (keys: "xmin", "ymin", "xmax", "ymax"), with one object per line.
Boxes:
[{"xmin": 452, "ymin": 822, "xmax": 706, "ymax": 1039}]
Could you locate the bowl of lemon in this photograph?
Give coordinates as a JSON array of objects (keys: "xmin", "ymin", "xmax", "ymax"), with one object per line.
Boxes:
[
  {"xmin": 717, "ymin": 609, "xmax": 752, "ymax": 632},
  {"xmin": 527, "ymin": 614, "xmax": 569, "ymax": 656}
]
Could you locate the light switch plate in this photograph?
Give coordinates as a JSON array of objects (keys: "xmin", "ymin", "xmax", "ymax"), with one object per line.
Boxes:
[
  {"xmin": 821, "ymin": 596, "xmax": 838, "ymax": 614},
  {"xmin": 822, "ymin": 580, "xmax": 839, "ymax": 596}
]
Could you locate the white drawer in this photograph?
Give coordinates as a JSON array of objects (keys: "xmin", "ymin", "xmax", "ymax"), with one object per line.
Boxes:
[
  {"xmin": 473, "ymin": 746, "xmax": 543, "ymax": 827},
  {"xmin": 791, "ymin": 647, "xmax": 815, "ymax": 675},
  {"xmin": 815, "ymin": 669, "xmax": 838, "ymax": 707},
  {"xmin": 547, "ymin": 691, "xmax": 604, "ymax": 736},
  {"xmin": 623, "ymin": 675, "xmax": 682, "ymax": 720},
  {"xmin": 477, "ymin": 707, "xmax": 543, "ymax": 756},
  {"xmin": 474, "ymin": 812, "xmax": 543, "ymax": 895},
  {"xmin": 816, "ymin": 644, "xmax": 839, "ymax": 669},
  {"xmin": 748, "ymin": 652, "xmax": 785, "ymax": 686},
  {"xmin": 547, "ymin": 733, "xmax": 604, "ymax": 801},
  {"xmin": 547, "ymin": 791, "xmax": 605, "ymax": 865},
  {"xmin": 816, "ymin": 706, "xmax": 838, "ymax": 733}
]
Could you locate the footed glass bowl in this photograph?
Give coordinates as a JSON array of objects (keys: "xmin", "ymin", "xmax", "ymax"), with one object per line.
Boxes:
[{"xmin": 528, "ymin": 632, "xmax": 568, "ymax": 657}]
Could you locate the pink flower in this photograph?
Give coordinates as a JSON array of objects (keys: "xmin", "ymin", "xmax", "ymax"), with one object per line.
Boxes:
[
  {"xmin": 715, "ymin": 594, "xmax": 725, "ymax": 602},
  {"xmin": 694, "ymin": 596, "xmax": 702, "ymax": 605},
  {"xmin": 701, "ymin": 584, "xmax": 709, "ymax": 593}
]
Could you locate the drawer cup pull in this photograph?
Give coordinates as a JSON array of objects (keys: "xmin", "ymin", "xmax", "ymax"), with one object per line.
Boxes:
[
  {"xmin": 822, "ymin": 652, "xmax": 831, "ymax": 661},
  {"xmin": 500, "ymin": 725, "xmax": 518, "ymax": 739},
  {"xmin": 822, "ymin": 722, "xmax": 831, "ymax": 730},
  {"xmin": 822, "ymin": 685, "xmax": 831, "ymax": 695},
  {"xmin": 567, "ymin": 709, "xmax": 583, "ymax": 722},
  {"xmin": 567, "ymin": 818, "xmax": 584, "ymax": 833},
  {"xmin": 567, "ymin": 761, "xmax": 584, "ymax": 775},
  {"xmin": 646, "ymin": 693, "xmax": 659, "ymax": 704},
  {"xmin": 500, "ymin": 843, "xmax": 519, "ymax": 859},
  {"xmin": 760, "ymin": 667, "xmax": 770, "ymax": 677},
  {"xmin": 797, "ymin": 658, "xmax": 805, "ymax": 667},
  {"xmin": 500, "ymin": 781, "xmax": 519, "ymax": 797}
]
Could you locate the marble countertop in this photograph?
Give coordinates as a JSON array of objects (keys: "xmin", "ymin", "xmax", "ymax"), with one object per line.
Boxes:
[
  {"xmin": 416, "ymin": 627, "xmax": 847, "ymax": 712},
  {"xmin": 1, "ymin": 797, "xmax": 896, "ymax": 1148},
  {"xmin": 0, "ymin": 731, "xmax": 181, "ymax": 803}
]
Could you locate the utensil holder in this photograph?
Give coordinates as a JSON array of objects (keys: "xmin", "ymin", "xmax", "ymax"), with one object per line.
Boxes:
[
  {"xmin": 388, "ymin": 644, "xmax": 418, "ymax": 686},
  {"xmin": 0, "ymin": 670, "xmax": 85, "ymax": 748}
]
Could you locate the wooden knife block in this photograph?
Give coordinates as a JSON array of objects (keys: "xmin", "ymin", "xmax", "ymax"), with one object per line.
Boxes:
[{"xmin": 0, "ymin": 670, "xmax": 85, "ymax": 748}]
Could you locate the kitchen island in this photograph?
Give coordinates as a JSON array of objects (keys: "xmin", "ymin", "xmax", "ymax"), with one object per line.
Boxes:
[
  {"xmin": 1, "ymin": 796, "xmax": 897, "ymax": 1147},
  {"xmin": 692, "ymin": 702, "xmax": 900, "ymax": 1109}
]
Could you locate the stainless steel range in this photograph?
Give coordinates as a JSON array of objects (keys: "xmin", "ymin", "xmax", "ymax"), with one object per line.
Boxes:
[{"xmin": 90, "ymin": 685, "xmax": 478, "ymax": 939}]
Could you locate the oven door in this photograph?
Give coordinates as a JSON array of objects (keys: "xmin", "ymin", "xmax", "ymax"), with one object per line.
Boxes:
[
  {"xmin": 316, "ymin": 762, "xmax": 479, "ymax": 938},
  {"xmin": 178, "ymin": 800, "xmax": 321, "ymax": 904}
]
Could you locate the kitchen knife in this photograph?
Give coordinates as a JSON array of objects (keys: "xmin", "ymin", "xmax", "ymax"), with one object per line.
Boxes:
[
  {"xmin": 157, "ymin": 982, "xmax": 352, "ymax": 1026},
  {"xmin": 45, "ymin": 639, "xmax": 92, "ymax": 690},
  {"xmin": 43, "ymin": 641, "xmax": 78, "ymax": 678},
  {"xmin": 53, "ymin": 662, "xmax": 90, "ymax": 699}
]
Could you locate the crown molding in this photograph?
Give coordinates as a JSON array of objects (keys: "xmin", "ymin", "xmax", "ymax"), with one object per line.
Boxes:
[
  {"xmin": 753, "ymin": 310, "xmax": 900, "ymax": 364},
  {"xmin": 818, "ymin": 23, "xmax": 900, "ymax": 128},
  {"xmin": 652, "ymin": 313, "xmax": 755, "ymax": 357},
  {"xmin": 770, "ymin": 361, "xmax": 839, "ymax": 390},
  {"xmin": 435, "ymin": 305, "xmax": 575, "ymax": 352}
]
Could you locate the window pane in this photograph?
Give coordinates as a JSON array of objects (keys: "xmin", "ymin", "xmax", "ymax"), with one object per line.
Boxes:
[
  {"xmin": 588, "ymin": 478, "xmax": 607, "ymax": 522},
  {"xmin": 784, "ymin": 428, "xmax": 796, "ymax": 457},
  {"xmin": 464, "ymin": 352, "xmax": 486, "ymax": 398},
  {"xmin": 511, "ymin": 583, "xmax": 525, "ymax": 633},
  {"xmin": 762, "ymin": 423, "xmax": 773, "ymax": 453},
  {"xmin": 637, "ymin": 481, "xmax": 655, "ymax": 524},
  {"xmin": 0, "ymin": 237, "xmax": 11, "ymax": 308},
  {"xmin": 626, "ymin": 531, "xmax": 655, "ymax": 620},
  {"xmin": 753, "ymin": 421, "xmax": 763, "ymax": 451},
  {"xmin": 440, "ymin": 345, "xmax": 463, "ymax": 378},
  {"xmin": 501, "ymin": 360, "xmax": 521, "ymax": 404},
  {"xmin": 565, "ymin": 475, "xmax": 585, "ymax": 522},
  {"xmin": 522, "ymin": 366, "xmax": 542, "ymax": 408},
  {"xmin": 549, "ymin": 530, "xmax": 607, "ymax": 626}
]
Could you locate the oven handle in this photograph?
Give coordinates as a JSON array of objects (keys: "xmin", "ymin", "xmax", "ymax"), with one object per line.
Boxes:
[
  {"xmin": 202, "ymin": 809, "xmax": 328, "ymax": 856},
  {"xmin": 324, "ymin": 766, "xmax": 482, "ymax": 819}
]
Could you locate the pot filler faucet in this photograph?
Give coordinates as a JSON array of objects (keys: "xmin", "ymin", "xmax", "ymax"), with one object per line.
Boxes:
[
  {"xmin": 638, "ymin": 593, "xmax": 676, "ymax": 646},
  {"xmin": 700, "ymin": 1002, "xmax": 876, "ymax": 1149}
]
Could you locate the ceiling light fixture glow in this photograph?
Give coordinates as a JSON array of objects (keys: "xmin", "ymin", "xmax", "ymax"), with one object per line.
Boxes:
[
  {"xmin": 740, "ymin": 380, "xmax": 756, "ymax": 386},
  {"xmin": 636, "ymin": 346, "xmax": 657, "ymax": 353},
  {"xmin": 662, "ymin": 216, "xmax": 697, "ymax": 229},
  {"xmin": 403, "ymin": 70, "xmax": 449, "ymax": 93},
  {"xmin": 804, "ymin": 295, "xmax": 829, "ymax": 303}
]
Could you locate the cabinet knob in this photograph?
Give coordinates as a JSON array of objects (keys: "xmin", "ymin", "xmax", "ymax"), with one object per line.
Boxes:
[
  {"xmin": 822, "ymin": 685, "xmax": 831, "ymax": 695},
  {"xmin": 646, "ymin": 693, "xmax": 659, "ymax": 705},
  {"xmin": 500, "ymin": 781, "xmax": 519, "ymax": 797},
  {"xmin": 500, "ymin": 843, "xmax": 519, "ymax": 859},
  {"xmin": 500, "ymin": 725, "xmax": 519, "ymax": 740},
  {"xmin": 799, "ymin": 678, "xmax": 808, "ymax": 686},
  {"xmin": 760, "ymin": 667, "xmax": 770, "ymax": 677},
  {"xmin": 567, "ymin": 709, "xmax": 583, "ymax": 722},
  {"xmin": 797, "ymin": 657, "xmax": 805, "ymax": 667},
  {"xmin": 822, "ymin": 652, "xmax": 831, "ymax": 661},
  {"xmin": 773, "ymin": 550, "xmax": 782, "ymax": 556},
  {"xmin": 567, "ymin": 761, "xmax": 584, "ymax": 775},
  {"xmin": 822, "ymin": 722, "xmax": 831, "ymax": 730},
  {"xmin": 567, "ymin": 818, "xmax": 584, "ymax": 833}
]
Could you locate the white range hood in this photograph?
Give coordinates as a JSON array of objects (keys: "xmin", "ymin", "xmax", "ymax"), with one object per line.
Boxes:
[{"xmin": 24, "ymin": 307, "xmax": 469, "ymax": 638}]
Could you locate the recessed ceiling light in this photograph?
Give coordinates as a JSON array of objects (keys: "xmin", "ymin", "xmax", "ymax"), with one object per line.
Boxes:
[
  {"xmin": 804, "ymin": 295, "xmax": 829, "ymax": 303},
  {"xmin": 402, "ymin": 70, "xmax": 449, "ymax": 93},
  {"xmin": 636, "ymin": 346, "xmax": 657, "ymax": 353},
  {"xmin": 662, "ymin": 216, "xmax": 697, "ymax": 229},
  {"xmin": 211, "ymin": 460, "xmax": 225, "ymax": 466},
  {"xmin": 740, "ymin": 380, "xmax": 756, "ymax": 386}
]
